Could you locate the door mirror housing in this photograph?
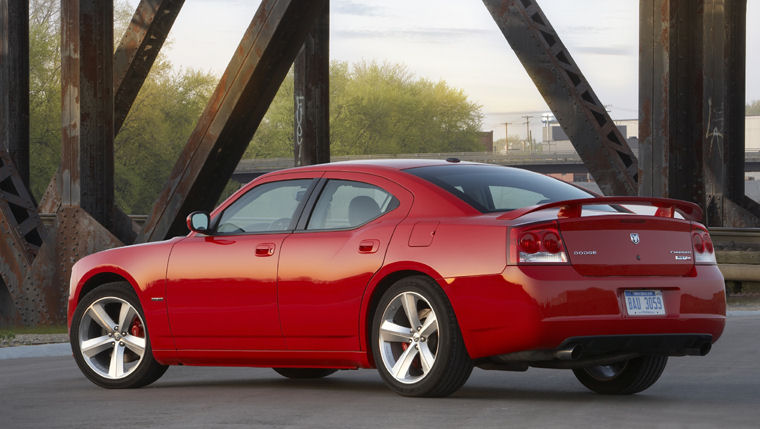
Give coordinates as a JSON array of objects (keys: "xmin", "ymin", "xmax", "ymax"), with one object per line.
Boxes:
[{"xmin": 186, "ymin": 211, "xmax": 211, "ymax": 234}]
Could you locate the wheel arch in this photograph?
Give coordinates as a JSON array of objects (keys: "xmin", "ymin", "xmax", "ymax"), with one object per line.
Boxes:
[
  {"xmin": 359, "ymin": 263, "xmax": 449, "ymax": 367},
  {"xmin": 76, "ymin": 271, "xmax": 138, "ymax": 305}
]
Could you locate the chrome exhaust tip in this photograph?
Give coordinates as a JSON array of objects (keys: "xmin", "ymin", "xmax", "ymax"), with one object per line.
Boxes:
[{"xmin": 554, "ymin": 345, "xmax": 582, "ymax": 360}]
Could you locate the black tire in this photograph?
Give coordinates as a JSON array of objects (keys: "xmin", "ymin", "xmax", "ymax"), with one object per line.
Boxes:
[
  {"xmin": 273, "ymin": 368, "xmax": 338, "ymax": 379},
  {"xmin": 572, "ymin": 355, "xmax": 668, "ymax": 394},
  {"xmin": 371, "ymin": 275, "xmax": 473, "ymax": 397},
  {"xmin": 70, "ymin": 282, "xmax": 168, "ymax": 388}
]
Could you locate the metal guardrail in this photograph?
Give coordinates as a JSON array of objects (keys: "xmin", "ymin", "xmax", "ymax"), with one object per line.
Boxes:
[{"xmin": 38, "ymin": 214, "xmax": 148, "ymax": 229}]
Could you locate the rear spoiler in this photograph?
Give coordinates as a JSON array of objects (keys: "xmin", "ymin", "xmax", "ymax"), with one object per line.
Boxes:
[{"xmin": 497, "ymin": 197, "xmax": 703, "ymax": 222}]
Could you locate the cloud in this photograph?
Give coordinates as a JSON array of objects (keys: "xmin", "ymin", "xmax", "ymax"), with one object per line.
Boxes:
[
  {"xmin": 572, "ymin": 45, "xmax": 634, "ymax": 56},
  {"xmin": 334, "ymin": 28, "xmax": 491, "ymax": 43},
  {"xmin": 332, "ymin": 1, "xmax": 383, "ymax": 17}
]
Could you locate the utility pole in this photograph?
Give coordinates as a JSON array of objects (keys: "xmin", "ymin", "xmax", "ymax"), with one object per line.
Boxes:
[
  {"xmin": 502, "ymin": 122, "xmax": 513, "ymax": 152},
  {"xmin": 523, "ymin": 115, "xmax": 533, "ymax": 154}
]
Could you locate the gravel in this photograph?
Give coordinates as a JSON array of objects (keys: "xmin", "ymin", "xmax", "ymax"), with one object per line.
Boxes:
[{"xmin": 0, "ymin": 333, "xmax": 69, "ymax": 348}]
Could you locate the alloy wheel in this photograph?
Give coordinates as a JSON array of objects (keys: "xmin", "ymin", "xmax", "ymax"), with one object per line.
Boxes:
[
  {"xmin": 78, "ymin": 297, "xmax": 147, "ymax": 380},
  {"xmin": 377, "ymin": 291, "xmax": 440, "ymax": 384}
]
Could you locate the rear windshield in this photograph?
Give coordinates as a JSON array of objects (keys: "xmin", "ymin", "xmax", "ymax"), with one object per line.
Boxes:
[{"xmin": 406, "ymin": 164, "xmax": 611, "ymax": 213}]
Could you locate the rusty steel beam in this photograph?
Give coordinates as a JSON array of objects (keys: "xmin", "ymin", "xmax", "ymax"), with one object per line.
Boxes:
[
  {"xmin": 114, "ymin": 0, "xmax": 185, "ymax": 135},
  {"xmin": 483, "ymin": 0, "xmax": 638, "ymax": 196},
  {"xmin": 61, "ymin": 0, "xmax": 115, "ymax": 229},
  {"xmin": 0, "ymin": 0, "xmax": 30, "ymax": 188},
  {"xmin": 138, "ymin": 0, "xmax": 328, "ymax": 242},
  {"xmin": 640, "ymin": 0, "xmax": 757, "ymax": 227},
  {"xmin": 702, "ymin": 0, "xmax": 755, "ymax": 226},
  {"xmin": 0, "ymin": 150, "xmax": 53, "ymax": 326},
  {"xmin": 294, "ymin": 1, "xmax": 330, "ymax": 166},
  {"xmin": 639, "ymin": 0, "xmax": 705, "ymax": 207}
]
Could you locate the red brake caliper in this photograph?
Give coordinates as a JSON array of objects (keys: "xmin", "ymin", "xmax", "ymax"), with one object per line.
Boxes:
[{"xmin": 130, "ymin": 318, "xmax": 144, "ymax": 338}]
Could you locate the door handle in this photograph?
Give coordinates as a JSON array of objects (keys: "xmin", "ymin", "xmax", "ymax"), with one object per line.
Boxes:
[
  {"xmin": 255, "ymin": 243, "xmax": 276, "ymax": 257},
  {"xmin": 359, "ymin": 239, "xmax": 380, "ymax": 254}
]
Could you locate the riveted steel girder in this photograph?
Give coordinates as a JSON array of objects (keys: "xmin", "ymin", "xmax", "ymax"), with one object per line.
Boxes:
[
  {"xmin": 294, "ymin": 1, "xmax": 330, "ymax": 166},
  {"xmin": 483, "ymin": 0, "xmax": 638, "ymax": 196},
  {"xmin": 139, "ymin": 0, "xmax": 329, "ymax": 242},
  {"xmin": 0, "ymin": 150, "xmax": 54, "ymax": 326},
  {"xmin": 114, "ymin": 0, "xmax": 185, "ymax": 134}
]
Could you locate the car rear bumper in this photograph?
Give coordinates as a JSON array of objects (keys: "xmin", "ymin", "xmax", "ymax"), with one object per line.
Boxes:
[
  {"xmin": 443, "ymin": 265, "xmax": 726, "ymax": 360},
  {"xmin": 476, "ymin": 333, "xmax": 713, "ymax": 371}
]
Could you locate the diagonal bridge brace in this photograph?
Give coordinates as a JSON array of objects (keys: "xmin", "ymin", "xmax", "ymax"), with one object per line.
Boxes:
[
  {"xmin": 139, "ymin": 0, "xmax": 329, "ymax": 242},
  {"xmin": 483, "ymin": 0, "xmax": 639, "ymax": 196}
]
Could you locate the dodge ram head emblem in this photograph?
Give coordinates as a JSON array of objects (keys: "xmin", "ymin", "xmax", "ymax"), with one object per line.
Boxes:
[{"xmin": 630, "ymin": 233, "xmax": 640, "ymax": 245}]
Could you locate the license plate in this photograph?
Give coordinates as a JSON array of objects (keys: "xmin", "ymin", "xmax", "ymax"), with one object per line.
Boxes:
[{"xmin": 624, "ymin": 290, "xmax": 665, "ymax": 316}]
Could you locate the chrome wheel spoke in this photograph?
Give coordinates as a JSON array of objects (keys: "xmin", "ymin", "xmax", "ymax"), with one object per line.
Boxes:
[
  {"xmin": 380, "ymin": 321, "xmax": 412, "ymax": 343},
  {"xmin": 379, "ymin": 290, "xmax": 439, "ymax": 385},
  {"xmin": 122, "ymin": 334, "xmax": 146, "ymax": 355},
  {"xmin": 117, "ymin": 302, "xmax": 136, "ymax": 333},
  {"xmin": 392, "ymin": 344, "xmax": 418, "ymax": 380},
  {"xmin": 401, "ymin": 293, "xmax": 421, "ymax": 329},
  {"xmin": 418, "ymin": 342, "xmax": 436, "ymax": 374},
  {"xmin": 108, "ymin": 343, "xmax": 126, "ymax": 378},
  {"xmin": 88, "ymin": 303, "xmax": 116, "ymax": 333},
  {"xmin": 79, "ymin": 296, "xmax": 146, "ymax": 380},
  {"xmin": 80, "ymin": 335, "xmax": 114, "ymax": 358},
  {"xmin": 420, "ymin": 312, "xmax": 438, "ymax": 338}
]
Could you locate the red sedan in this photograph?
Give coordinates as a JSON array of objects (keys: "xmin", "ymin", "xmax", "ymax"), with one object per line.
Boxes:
[{"xmin": 68, "ymin": 159, "xmax": 725, "ymax": 397}]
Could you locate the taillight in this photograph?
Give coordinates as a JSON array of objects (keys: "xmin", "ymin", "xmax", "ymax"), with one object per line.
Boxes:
[
  {"xmin": 509, "ymin": 221, "xmax": 569, "ymax": 264},
  {"xmin": 692, "ymin": 224, "xmax": 716, "ymax": 265}
]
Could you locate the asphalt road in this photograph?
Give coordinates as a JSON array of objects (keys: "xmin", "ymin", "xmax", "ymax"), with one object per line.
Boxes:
[{"xmin": 2, "ymin": 314, "xmax": 759, "ymax": 429}]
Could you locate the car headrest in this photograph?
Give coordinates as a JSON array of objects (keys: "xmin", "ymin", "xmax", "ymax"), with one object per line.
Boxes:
[{"xmin": 348, "ymin": 196, "xmax": 381, "ymax": 226}]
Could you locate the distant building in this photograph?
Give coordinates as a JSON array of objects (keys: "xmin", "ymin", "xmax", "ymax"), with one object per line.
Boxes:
[
  {"xmin": 747, "ymin": 116, "xmax": 760, "ymax": 151},
  {"xmin": 542, "ymin": 116, "xmax": 760, "ymax": 157},
  {"xmin": 478, "ymin": 131, "xmax": 494, "ymax": 152},
  {"xmin": 539, "ymin": 116, "xmax": 760, "ymax": 201}
]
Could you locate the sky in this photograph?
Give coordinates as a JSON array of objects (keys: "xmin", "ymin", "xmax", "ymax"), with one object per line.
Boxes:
[{"xmin": 127, "ymin": 0, "xmax": 760, "ymax": 141}]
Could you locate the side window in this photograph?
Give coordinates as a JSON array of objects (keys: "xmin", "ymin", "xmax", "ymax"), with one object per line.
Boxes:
[
  {"xmin": 216, "ymin": 179, "xmax": 313, "ymax": 234},
  {"xmin": 307, "ymin": 180, "xmax": 399, "ymax": 230}
]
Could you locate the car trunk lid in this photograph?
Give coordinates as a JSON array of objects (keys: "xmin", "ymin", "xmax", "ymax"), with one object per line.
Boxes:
[{"xmin": 559, "ymin": 216, "xmax": 694, "ymax": 276}]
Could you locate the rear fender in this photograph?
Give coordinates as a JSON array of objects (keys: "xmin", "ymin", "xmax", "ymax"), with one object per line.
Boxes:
[{"xmin": 358, "ymin": 261, "xmax": 457, "ymax": 366}]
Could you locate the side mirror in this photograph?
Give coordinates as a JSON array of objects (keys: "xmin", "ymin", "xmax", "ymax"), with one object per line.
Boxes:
[{"xmin": 186, "ymin": 211, "xmax": 210, "ymax": 234}]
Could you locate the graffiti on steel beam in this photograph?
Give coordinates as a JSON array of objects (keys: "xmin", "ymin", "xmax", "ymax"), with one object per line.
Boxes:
[{"xmin": 295, "ymin": 95, "xmax": 305, "ymax": 165}]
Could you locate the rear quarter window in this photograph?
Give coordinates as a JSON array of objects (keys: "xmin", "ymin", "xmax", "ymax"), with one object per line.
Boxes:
[{"xmin": 405, "ymin": 164, "xmax": 612, "ymax": 213}]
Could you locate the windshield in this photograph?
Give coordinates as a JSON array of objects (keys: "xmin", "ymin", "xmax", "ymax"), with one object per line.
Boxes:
[{"xmin": 405, "ymin": 164, "xmax": 614, "ymax": 213}]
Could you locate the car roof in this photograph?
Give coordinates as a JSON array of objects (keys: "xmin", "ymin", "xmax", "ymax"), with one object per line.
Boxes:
[{"xmin": 272, "ymin": 158, "xmax": 479, "ymax": 175}]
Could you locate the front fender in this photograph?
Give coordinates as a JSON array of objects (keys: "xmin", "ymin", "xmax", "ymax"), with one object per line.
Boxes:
[{"xmin": 67, "ymin": 238, "xmax": 183, "ymax": 356}]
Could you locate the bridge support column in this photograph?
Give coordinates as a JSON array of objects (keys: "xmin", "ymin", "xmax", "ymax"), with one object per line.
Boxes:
[
  {"xmin": 639, "ymin": 0, "xmax": 758, "ymax": 226},
  {"xmin": 294, "ymin": 1, "xmax": 329, "ymax": 166},
  {"xmin": 61, "ymin": 0, "xmax": 115, "ymax": 229},
  {"xmin": 0, "ymin": 0, "xmax": 30, "ymax": 188}
]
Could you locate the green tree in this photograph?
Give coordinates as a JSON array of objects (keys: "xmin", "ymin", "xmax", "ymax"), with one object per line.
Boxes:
[
  {"xmin": 748, "ymin": 100, "xmax": 760, "ymax": 116},
  {"xmin": 114, "ymin": 66, "xmax": 217, "ymax": 213},
  {"xmin": 28, "ymin": 0, "xmax": 62, "ymax": 199},
  {"xmin": 247, "ymin": 61, "xmax": 484, "ymax": 158}
]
